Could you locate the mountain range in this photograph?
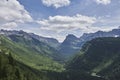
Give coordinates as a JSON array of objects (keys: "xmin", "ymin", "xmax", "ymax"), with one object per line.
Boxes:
[
  {"xmin": 59, "ymin": 28, "xmax": 120, "ymax": 57},
  {"xmin": 1, "ymin": 28, "xmax": 120, "ymax": 58},
  {"xmin": 1, "ymin": 28, "xmax": 120, "ymax": 80}
]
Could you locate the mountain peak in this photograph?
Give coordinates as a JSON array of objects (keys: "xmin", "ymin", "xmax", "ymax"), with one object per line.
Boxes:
[
  {"xmin": 63, "ymin": 34, "xmax": 79, "ymax": 43},
  {"xmin": 66, "ymin": 34, "xmax": 78, "ymax": 40}
]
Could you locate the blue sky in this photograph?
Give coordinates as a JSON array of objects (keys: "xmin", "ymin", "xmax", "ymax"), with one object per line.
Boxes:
[{"xmin": 0, "ymin": 0, "xmax": 120, "ymax": 42}]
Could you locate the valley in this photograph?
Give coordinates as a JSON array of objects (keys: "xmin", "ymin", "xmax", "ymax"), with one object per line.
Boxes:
[
  {"xmin": 0, "ymin": 29, "xmax": 120, "ymax": 80},
  {"xmin": 1, "ymin": 0, "xmax": 120, "ymax": 80}
]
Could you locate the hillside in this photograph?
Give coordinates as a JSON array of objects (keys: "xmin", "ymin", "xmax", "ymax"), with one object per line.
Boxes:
[
  {"xmin": 0, "ymin": 48, "xmax": 105, "ymax": 80},
  {"xmin": 67, "ymin": 37, "xmax": 120, "ymax": 80},
  {"xmin": 0, "ymin": 49, "xmax": 43, "ymax": 80},
  {"xmin": 0, "ymin": 35, "xmax": 64, "ymax": 72}
]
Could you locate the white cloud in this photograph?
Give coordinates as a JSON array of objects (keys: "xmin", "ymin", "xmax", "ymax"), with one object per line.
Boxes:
[
  {"xmin": 37, "ymin": 14, "xmax": 97, "ymax": 41},
  {"xmin": 37, "ymin": 14, "xmax": 118, "ymax": 41},
  {"xmin": 0, "ymin": 0, "xmax": 33, "ymax": 29},
  {"xmin": 94, "ymin": 0, "xmax": 111, "ymax": 5},
  {"xmin": 1, "ymin": 22, "xmax": 17, "ymax": 29},
  {"xmin": 37, "ymin": 14, "xmax": 97, "ymax": 33},
  {"xmin": 41, "ymin": 0, "xmax": 71, "ymax": 8}
]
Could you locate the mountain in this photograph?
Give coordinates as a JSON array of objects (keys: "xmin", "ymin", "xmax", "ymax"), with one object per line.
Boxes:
[
  {"xmin": 67, "ymin": 37, "xmax": 120, "ymax": 80},
  {"xmin": 59, "ymin": 28, "xmax": 120, "ymax": 57},
  {"xmin": 59, "ymin": 34, "xmax": 80, "ymax": 57},
  {"xmin": 29, "ymin": 33, "xmax": 60, "ymax": 48},
  {"xmin": 0, "ymin": 29, "xmax": 60, "ymax": 48},
  {"xmin": 0, "ymin": 34, "xmax": 64, "ymax": 72},
  {"xmin": 79, "ymin": 29, "xmax": 120, "ymax": 45},
  {"xmin": 0, "ymin": 29, "xmax": 63, "ymax": 60},
  {"xmin": 78, "ymin": 28, "xmax": 120, "ymax": 49}
]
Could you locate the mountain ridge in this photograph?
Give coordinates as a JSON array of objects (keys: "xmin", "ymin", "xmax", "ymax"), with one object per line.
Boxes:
[
  {"xmin": 0, "ymin": 29, "xmax": 60, "ymax": 48},
  {"xmin": 59, "ymin": 28, "xmax": 120, "ymax": 57},
  {"xmin": 1, "ymin": 28, "xmax": 120, "ymax": 59}
]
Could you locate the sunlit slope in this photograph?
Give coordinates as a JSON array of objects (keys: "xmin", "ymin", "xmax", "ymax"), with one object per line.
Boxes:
[{"xmin": 0, "ymin": 35, "xmax": 64, "ymax": 71}]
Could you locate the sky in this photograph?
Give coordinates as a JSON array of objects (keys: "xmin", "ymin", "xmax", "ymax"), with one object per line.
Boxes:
[{"xmin": 0, "ymin": 0, "xmax": 120, "ymax": 42}]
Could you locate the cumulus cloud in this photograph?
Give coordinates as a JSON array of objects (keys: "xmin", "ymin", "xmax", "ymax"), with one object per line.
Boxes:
[
  {"xmin": 37, "ymin": 14, "xmax": 117, "ymax": 41},
  {"xmin": 0, "ymin": 0, "xmax": 33, "ymax": 29},
  {"xmin": 37, "ymin": 14, "xmax": 97, "ymax": 32},
  {"xmin": 94, "ymin": 0, "xmax": 111, "ymax": 5},
  {"xmin": 1, "ymin": 22, "xmax": 18, "ymax": 30},
  {"xmin": 41, "ymin": 0, "xmax": 71, "ymax": 8}
]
